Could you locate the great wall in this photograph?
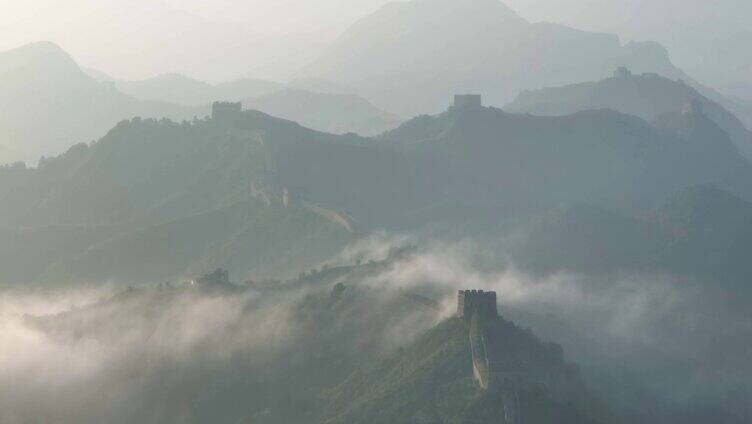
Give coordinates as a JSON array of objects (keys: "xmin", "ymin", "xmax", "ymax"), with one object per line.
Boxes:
[
  {"xmin": 458, "ymin": 290, "xmax": 521, "ymax": 424},
  {"xmin": 212, "ymin": 101, "xmax": 357, "ymax": 233}
]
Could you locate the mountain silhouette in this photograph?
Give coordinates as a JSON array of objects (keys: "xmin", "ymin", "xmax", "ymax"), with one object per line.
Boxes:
[
  {"xmin": 506, "ymin": 68, "xmax": 752, "ymax": 159},
  {"xmin": 300, "ymin": 0, "xmax": 691, "ymax": 116},
  {"xmin": 325, "ymin": 315, "xmax": 599, "ymax": 424},
  {"xmin": 3, "ymin": 100, "xmax": 752, "ymax": 283},
  {"xmin": 0, "ymin": 42, "xmax": 191, "ymax": 164}
]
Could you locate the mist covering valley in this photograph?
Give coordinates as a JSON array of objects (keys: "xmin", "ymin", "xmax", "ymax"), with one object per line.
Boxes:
[
  {"xmin": 2, "ymin": 0, "xmax": 752, "ymax": 423},
  {"xmin": 5, "ymin": 239, "xmax": 751, "ymax": 423}
]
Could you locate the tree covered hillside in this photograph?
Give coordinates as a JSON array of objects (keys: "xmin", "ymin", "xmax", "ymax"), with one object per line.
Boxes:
[
  {"xmin": 3, "ymin": 99, "xmax": 752, "ymax": 284},
  {"xmin": 12, "ymin": 253, "xmax": 605, "ymax": 424},
  {"xmin": 325, "ymin": 316, "xmax": 599, "ymax": 424},
  {"xmin": 0, "ymin": 113, "xmax": 360, "ymax": 284}
]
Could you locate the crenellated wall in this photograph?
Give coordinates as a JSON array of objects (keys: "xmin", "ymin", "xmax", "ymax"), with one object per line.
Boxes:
[
  {"xmin": 454, "ymin": 94, "xmax": 483, "ymax": 109},
  {"xmin": 457, "ymin": 289, "xmax": 497, "ymax": 320},
  {"xmin": 460, "ymin": 289, "xmax": 520, "ymax": 424}
]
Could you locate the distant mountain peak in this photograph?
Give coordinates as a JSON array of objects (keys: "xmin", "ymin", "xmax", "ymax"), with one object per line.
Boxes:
[
  {"xmin": 0, "ymin": 41, "xmax": 82, "ymax": 76},
  {"xmin": 411, "ymin": 0, "xmax": 525, "ymax": 14},
  {"xmin": 506, "ymin": 68, "xmax": 752, "ymax": 159},
  {"xmin": 10, "ymin": 41, "xmax": 67, "ymax": 56},
  {"xmin": 365, "ymin": 0, "xmax": 528, "ymax": 27},
  {"xmin": 302, "ymin": 0, "xmax": 684, "ymax": 117}
]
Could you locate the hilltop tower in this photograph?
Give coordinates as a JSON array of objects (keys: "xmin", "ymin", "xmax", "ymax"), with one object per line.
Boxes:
[
  {"xmin": 454, "ymin": 94, "xmax": 482, "ymax": 110},
  {"xmin": 613, "ymin": 66, "xmax": 632, "ymax": 79},
  {"xmin": 212, "ymin": 101, "xmax": 243, "ymax": 121},
  {"xmin": 457, "ymin": 290, "xmax": 498, "ymax": 319},
  {"xmin": 195, "ymin": 268, "xmax": 230, "ymax": 286}
]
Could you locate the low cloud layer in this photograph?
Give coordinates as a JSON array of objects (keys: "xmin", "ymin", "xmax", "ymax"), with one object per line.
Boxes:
[
  {"xmin": 0, "ymin": 287, "xmax": 305, "ymax": 423},
  {"xmin": 344, "ymin": 234, "xmax": 752, "ymax": 412},
  {"xmin": 1, "ymin": 234, "xmax": 750, "ymax": 422}
]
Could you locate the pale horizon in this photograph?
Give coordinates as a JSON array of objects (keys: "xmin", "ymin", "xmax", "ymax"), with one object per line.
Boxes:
[{"xmin": 2, "ymin": 0, "xmax": 750, "ymax": 94}]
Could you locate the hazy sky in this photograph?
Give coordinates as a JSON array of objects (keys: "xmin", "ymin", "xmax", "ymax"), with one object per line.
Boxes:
[
  {"xmin": 1, "ymin": 0, "xmax": 750, "ymax": 93},
  {"xmin": 0, "ymin": 0, "xmax": 393, "ymax": 41},
  {"xmin": 0, "ymin": 0, "xmax": 393, "ymax": 80},
  {"xmin": 164, "ymin": 0, "xmax": 393, "ymax": 34},
  {"xmin": 507, "ymin": 0, "xmax": 752, "ymax": 94}
]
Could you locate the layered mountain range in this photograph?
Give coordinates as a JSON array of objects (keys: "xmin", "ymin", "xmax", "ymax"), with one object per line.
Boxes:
[
  {"xmin": 299, "ymin": 0, "xmax": 692, "ymax": 116},
  {"xmin": 3, "ymin": 97, "xmax": 752, "ymax": 287},
  {"xmin": 3, "ymin": 2, "xmax": 752, "ymax": 421},
  {"xmin": 0, "ymin": 42, "xmax": 400, "ymax": 165},
  {"xmin": 0, "ymin": 42, "xmax": 190, "ymax": 164},
  {"xmin": 506, "ymin": 68, "xmax": 752, "ymax": 159}
]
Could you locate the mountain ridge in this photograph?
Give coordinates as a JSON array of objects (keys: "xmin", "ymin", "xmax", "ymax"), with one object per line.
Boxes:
[
  {"xmin": 325, "ymin": 313, "xmax": 599, "ymax": 424},
  {"xmin": 300, "ymin": 0, "xmax": 692, "ymax": 116},
  {"xmin": 0, "ymin": 41, "xmax": 193, "ymax": 165},
  {"xmin": 4, "ymin": 100, "xmax": 752, "ymax": 284},
  {"xmin": 0, "ymin": 42, "xmax": 404, "ymax": 165},
  {"xmin": 506, "ymin": 68, "xmax": 752, "ymax": 159}
]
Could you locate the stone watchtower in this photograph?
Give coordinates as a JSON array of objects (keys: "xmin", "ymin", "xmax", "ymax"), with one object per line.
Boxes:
[
  {"xmin": 212, "ymin": 101, "xmax": 243, "ymax": 121},
  {"xmin": 613, "ymin": 66, "xmax": 633, "ymax": 79},
  {"xmin": 457, "ymin": 290, "xmax": 498, "ymax": 319},
  {"xmin": 459, "ymin": 289, "xmax": 520, "ymax": 423},
  {"xmin": 454, "ymin": 94, "xmax": 482, "ymax": 110}
]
